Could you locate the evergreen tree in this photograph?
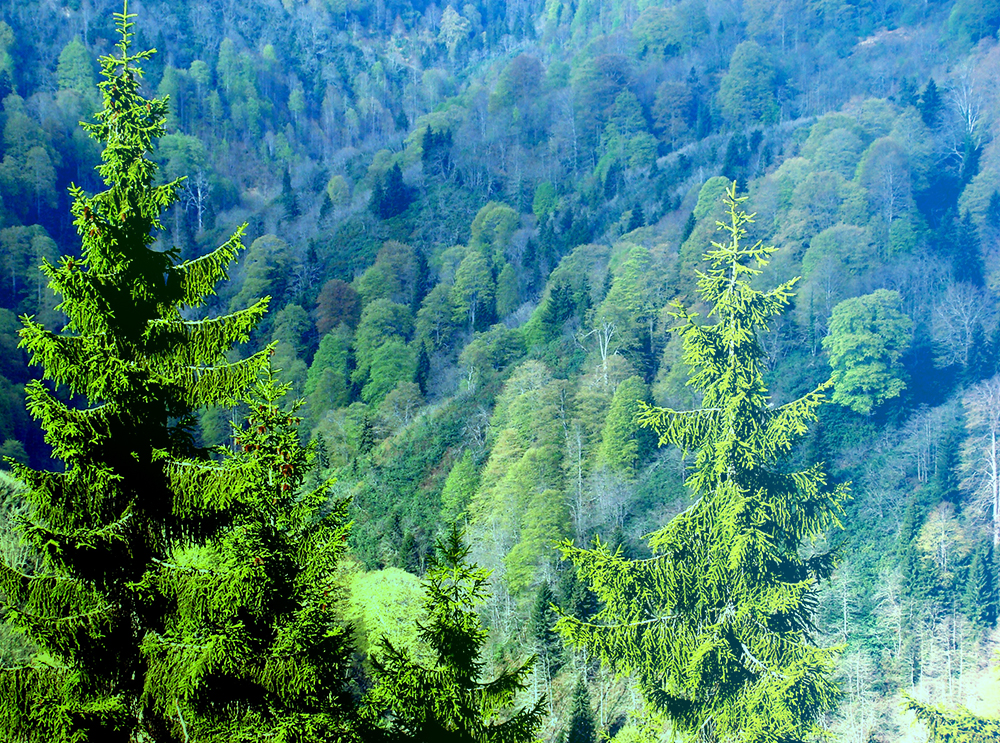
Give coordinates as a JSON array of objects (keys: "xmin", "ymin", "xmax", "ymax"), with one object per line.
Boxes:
[
  {"xmin": 362, "ymin": 525, "xmax": 545, "ymax": 742},
  {"xmin": 680, "ymin": 211, "xmax": 697, "ymax": 245},
  {"xmin": 564, "ymin": 676, "xmax": 597, "ymax": 743},
  {"xmin": 963, "ymin": 542, "xmax": 998, "ymax": 629},
  {"xmin": 143, "ymin": 368, "xmax": 355, "ymax": 741},
  {"xmin": 0, "ymin": 8, "xmax": 269, "ymax": 740},
  {"xmin": 414, "ymin": 342, "xmax": 431, "ymax": 395},
  {"xmin": 626, "ymin": 203, "xmax": 645, "ymax": 232},
  {"xmin": 527, "ymin": 582, "xmax": 562, "ymax": 676},
  {"xmin": 371, "ymin": 163, "xmax": 412, "ymax": 220},
  {"xmin": 557, "ymin": 185, "xmax": 846, "ymax": 743},
  {"xmin": 280, "ymin": 166, "xmax": 300, "ymax": 220},
  {"xmin": 920, "ymin": 78, "xmax": 943, "ymax": 128},
  {"xmin": 964, "ymin": 323, "xmax": 994, "ymax": 384},
  {"xmin": 953, "ymin": 211, "xmax": 984, "ymax": 286}
]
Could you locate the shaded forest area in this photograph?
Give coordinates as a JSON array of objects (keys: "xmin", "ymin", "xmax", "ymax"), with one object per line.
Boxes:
[{"xmin": 1, "ymin": 0, "xmax": 1000, "ymax": 740}]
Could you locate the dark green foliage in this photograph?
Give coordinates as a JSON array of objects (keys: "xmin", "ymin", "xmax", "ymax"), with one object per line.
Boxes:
[
  {"xmin": 414, "ymin": 343, "xmax": 431, "ymax": 395},
  {"xmin": 903, "ymin": 694, "xmax": 1000, "ymax": 742},
  {"xmin": 963, "ymin": 542, "xmax": 998, "ymax": 629},
  {"xmin": 557, "ymin": 185, "xmax": 845, "ymax": 743},
  {"xmin": 626, "ymin": 204, "xmax": 644, "ymax": 232},
  {"xmin": 362, "ymin": 525, "xmax": 545, "ymax": 742},
  {"xmin": 564, "ymin": 676, "xmax": 596, "ymax": 743},
  {"xmin": 0, "ymin": 10, "xmax": 269, "ymax": 740},
  {"xmin": 953, "ymin": 211, "xmax": 984, "ymax": 286},
  {"xmin": 350, "ymin": 401, "xmax": 468, "ymax": 569},
  {"xmin": 919, "ymin": 79, "xmax": 943, "ymax": 128},
  {"xmin": 145, "ymin": 369, "xmax": 355, "ymax": 741},
  {"xmin": 280, "ymin": 166, "xmax": 300, "ymax": 220},
  {"xmin": 964, "ymin": 323, "xmax": 995, "ymax": 384},
  {"xmin": 537, "ymin": 280, "xmax": 577, "ymax": 342},
  {"xmin": 421, "ymin": 127, "xmax": 453, "ymax": 179},
  {"xmin": 528, "ymin": 582, "xmax": 562, "ymax": 673},
  {"xmin": 370, "ymin": 163, "xmax": 413, "ymax": 220},
  {"xmin": 680, "ymin": 212, "xmax": 696, "ymax": 244}
]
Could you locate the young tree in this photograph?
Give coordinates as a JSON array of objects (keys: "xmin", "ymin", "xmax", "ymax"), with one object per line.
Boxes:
[
  {"xmin": 557, "ymin": 185, "xmax": 846, "ymax": 743},
  {"xmin": 963, "ymin": 542, "xmax": 998, "ymax": 628},
  {"xmin": 0, "ymin": 9, "xmax": 269, "ymax": 740},
  {"xmin": 362, "ymin": 525, "xmax": 545, "ymax": 742},
  {"xmin": 143, "ymin": 368, "xmax": 355, "ymax": 742}
]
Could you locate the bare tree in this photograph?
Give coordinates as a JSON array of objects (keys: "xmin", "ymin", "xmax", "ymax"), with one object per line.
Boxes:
[
  {"xmin": 180, "ymin": 170, "xmax": 211, "ymax": 235},
  {"xmin": 932, "ymin": 282, "xmax": 995, "ymax": 368},
  {"xmin": 948, "ymin": 65, "xmax": 983, "ymax": 146},
  {"xmin": 577, "ymin": 319, "xmax": 618, "ymax": 388},
  {"xmin": 588, "ymin": 467, "xmax": 632, "ymax": 531},
  {"xmin": 961, "ymin": 375, "xmax": 1000, "ymax": 546}
]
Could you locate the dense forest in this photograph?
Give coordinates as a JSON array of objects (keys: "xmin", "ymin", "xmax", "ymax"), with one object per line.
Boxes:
[{"xmin": 0, "ymin": 0, "xmax": 1000, "ymax": 740}]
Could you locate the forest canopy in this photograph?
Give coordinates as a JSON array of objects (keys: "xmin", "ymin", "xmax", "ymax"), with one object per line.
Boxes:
[{"xmin": 0, "ymin": 0, "xmax": 999, "ymax": 741}]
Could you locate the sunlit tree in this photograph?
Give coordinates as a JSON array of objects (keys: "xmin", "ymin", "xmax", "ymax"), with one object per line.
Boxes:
[{"xmin": 557, "ymin": 185, "xmax": 846, "ymax": 743}]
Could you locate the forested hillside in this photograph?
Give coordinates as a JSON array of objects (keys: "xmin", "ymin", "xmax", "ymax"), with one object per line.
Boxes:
[{"xmin": 1, "ymin": 0, "xmax": 1000, "ymax": 740}]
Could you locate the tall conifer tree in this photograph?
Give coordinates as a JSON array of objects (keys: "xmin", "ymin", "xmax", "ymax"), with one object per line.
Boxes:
[
  {"xmin": 143, "ymin": 368, "xmax": 355, "ymax": 741},
  {"xmin": 557, "ymin": 185, "xmax": 847, "ymax": 743},
  {"xmin": 0, "ymin": 6, "xmax": 268, "ymax": 740}
]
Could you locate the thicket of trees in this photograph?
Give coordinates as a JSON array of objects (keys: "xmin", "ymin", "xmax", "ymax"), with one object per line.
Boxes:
[{"xmin": 2, "ymin": 0, "xmax": 1000, "ymax": 740}]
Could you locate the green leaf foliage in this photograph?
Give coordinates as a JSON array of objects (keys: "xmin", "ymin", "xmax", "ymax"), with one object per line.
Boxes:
[
  {"xmin": 596, "ymin": 375, "xmax": 655, "ymax": 479},
  {"xmin": 557, "ymin": 184, "xmax": 847, "ymax": 743},
  {"xmin": 564, "ymin": 675, "xmax": 597, "ymax": 743},
  {"xmin": 822, "ymin": 289, "xmax": 912, "ymax": 415}
]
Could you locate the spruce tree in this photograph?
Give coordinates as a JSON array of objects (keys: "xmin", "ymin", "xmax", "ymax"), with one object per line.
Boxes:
[
  {"xmin": 143, "ymin": 368, "xmax": 355, "ymax": 741},
  {"xmin": 564, "ymin": 676, "xmax": 597, "ymax": 743},
  {"xmin": 528, "ymin": 582, "xmax": 562, "ymax": 673},
  {"xmin": 362, "ymin": 525, "xmax": 545, "ymax": 742},
  {"xmin": 0, "ymin": 7, "xmax": 268, "ymax": 740},
  {"xmin": 556, "ymin": 185, "xmax": 847, "ymax": 743},
  {"xmin": 963, "ymin": 542, "xmax": 998, "ymax": 629}
]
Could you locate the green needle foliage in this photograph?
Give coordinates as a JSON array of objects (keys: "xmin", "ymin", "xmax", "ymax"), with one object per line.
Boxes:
[
  {"xmin": 0, "ymin": 5, "xmax": 268, "ymax": 740},
  {"xmin": 903, "ymin": 693, "xmax": 1000, "ymax": 743},
  {"xmin": 142, "ymin": 367, "xmax": 355, "ymax": 742},
  {"xmin": 556, "ymin": 184, "xmax": 848, "ymax": 743},
  {"xmin": 564, "ymin": 675, "xmax": 597, "ymax": 743},
  {"xmin": 362, "ymin": 524, "xmax": 545, "ymax": 743}
]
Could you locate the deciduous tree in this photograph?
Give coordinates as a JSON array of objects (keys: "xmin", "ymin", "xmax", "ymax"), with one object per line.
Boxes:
[{"xmin": 823, "ymin": 289, "xmax": 912, "ymax": 414}]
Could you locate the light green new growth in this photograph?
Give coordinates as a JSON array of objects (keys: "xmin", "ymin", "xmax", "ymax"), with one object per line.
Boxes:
[
  {"xmin": 0, "ymin": 4, "xmax": 269, "ymax": 740},
  {"xmin": 557, "ymin": 184, "xmax": 848, "ymax": 743}
]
